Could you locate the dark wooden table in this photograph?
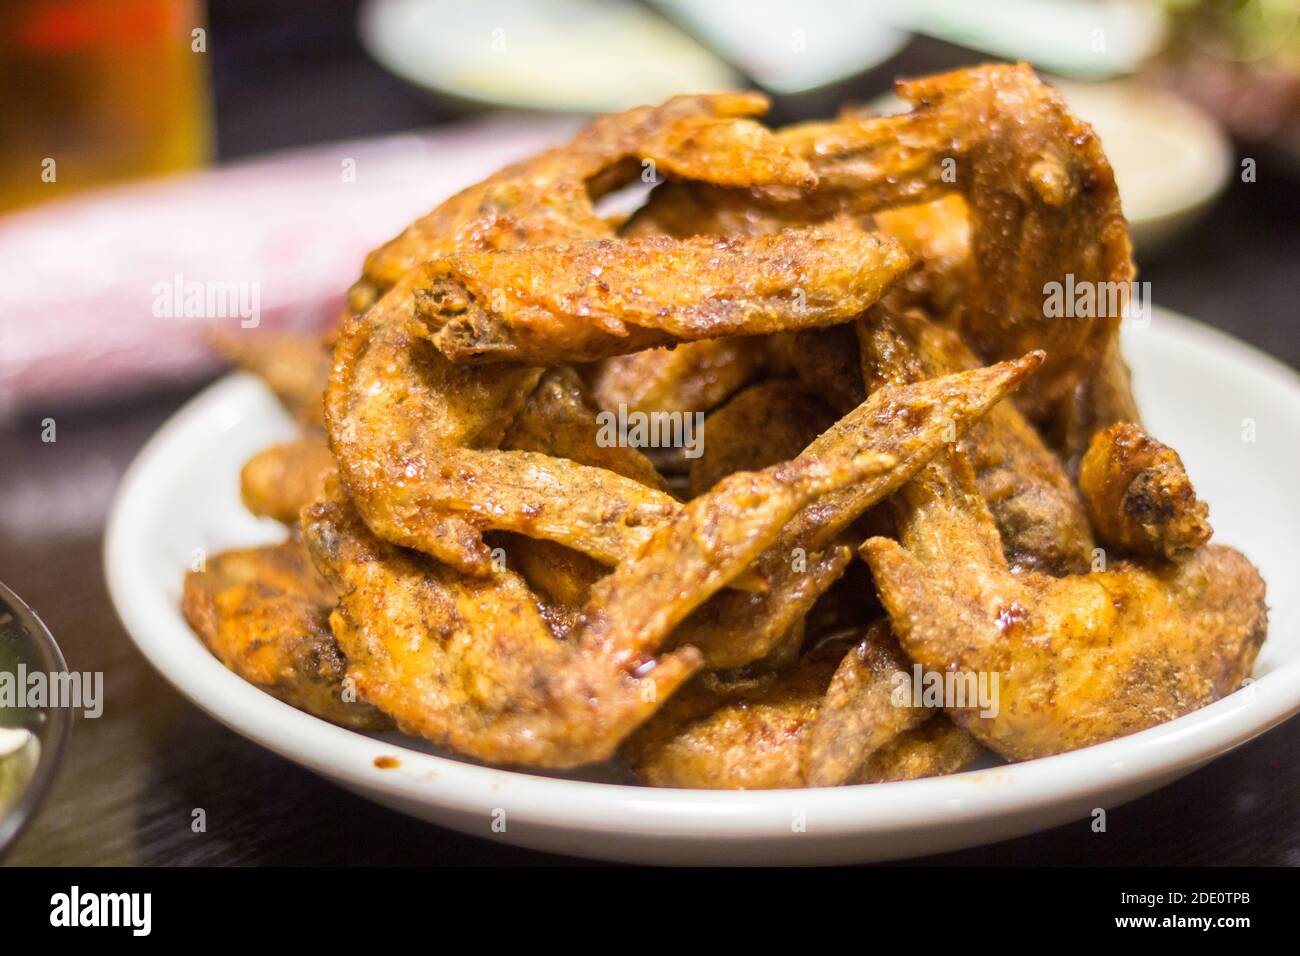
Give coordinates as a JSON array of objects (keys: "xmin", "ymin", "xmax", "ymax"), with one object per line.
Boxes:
[{"xmin": 3, "ymin": 13, "xmax": 1299, "ymax": 866}]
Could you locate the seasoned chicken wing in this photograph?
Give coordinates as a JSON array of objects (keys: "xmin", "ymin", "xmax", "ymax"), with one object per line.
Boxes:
[
  {"xmin": 210, "ymin": 330, "xmax": 331, "ymax": 429},
  {"xmin": 585, "ymin": 337, "xmax": 769, "ymax": 418},
  {"xmin": 631, "ymin": 64, "xmax": 1135, "ymax": 426},
  {"xmin": 674, "ymin": 353, "xmax": 1044, "ymax": 667},
  {"xmin": 624, "ymin": 626, "xmax": 978, "ymax": 789},
  {"xmin": 415, "ymin": 225, "xmax": 911, "ymax": 365},
  {"xmin": 1079, "ymin": 421, "xmax": 1212, "ymax": 561},
  {"xmin": 303, "ymin": 415, "xmax": 897, "ymax": 766},
  {"xmin": 181, "ymin": 541, "xmax": 389, "ymax": 731},
  {"xmin": 240, "ymin": 439, "xmax": 336, "ymax": 524},
  {"xmin": 859, "ymin": 308, "xmax": 1095, "ymax": 574},
  {"xmin": 860, "ymin": 341, "xmax": 1266, "ymax": 760},
  {"xmin": 353, "ymin": 93, "xmax": 815, "ymax": 310}
]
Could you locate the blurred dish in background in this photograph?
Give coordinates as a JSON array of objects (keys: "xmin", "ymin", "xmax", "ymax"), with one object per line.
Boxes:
[
  {"xmin": 881, "ymin": 0, "xmax": 1167, "ymax": 79},
  {"xmin": 360, "ymin": 0, "xmax": 1170, "ymax": 112},
  {"xmin": 645, "ymin": 0, "xmax": 908, "ymax": 94},
  {"xmin": 359, "ymin": 0, "xmax": 740, "ymax": 113},
  {"xmin": 1052, "ymin": 79, "xmax": 1232, "ymax": 250},
  {"xmin": 0, "ymin": 0, "xmax": 212, "ymax": 213}
]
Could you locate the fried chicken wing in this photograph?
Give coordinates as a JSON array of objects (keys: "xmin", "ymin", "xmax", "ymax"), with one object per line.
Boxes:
[
  {"xmin": 860, "ymin": 311, "xmax": 1262, "ymax": 759},
  {"xmin": 687, "ymin": 379, "xmax": 835, "ymax": 498},
  {"xmin": 586, "ymin": 337, "xmax": 768, "ymax": 418},
  {"xmin": 240, "ymin": 439, "xmax": 336, "ymax": 524},
  {"xmin": 859, "ymin": 309, "xmax": 1095, "ymax": 574},
  {"xmin": 354, "ymin": 93, "xmax": 813, "ymax": 309},
  {"xmin": 303, "ymin": 420, "xmax": 896, "ymax": 766},
  {"xmin": 624, "ymin": 627, "xmax": 976, "ymax": 789},
  {"xmin": 210, "ymin": 331, "xmax": 331, "ymax": 429},
  {"xmin": 856, "ymin": 716, "xmax": 986, "ymax": 783},
  {"xmin": 1079, "ymin": 422, "xmax": 1212, "ymax": 560},
  {"xmin": 674, "ymin": 352, "xmax": 1045, "ymax": 667},
  {"xmin": 415, "ymin": 225, "xmax": 912, "ymax": 365},
  {"xmin": 631, "ymin": 64, "xmax": 1134, "ymax": 426},
  {"xmin": 181, "ymin": 541, "xmax": 389, "ymax": 731},
  {"xmin": 501, "ymin": 366, "xmax": 670, "ymax": 492}
]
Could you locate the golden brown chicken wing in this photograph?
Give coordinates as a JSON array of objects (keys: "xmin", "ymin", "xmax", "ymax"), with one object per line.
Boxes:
[
  {"xmin": 415, "ymin": 225, "xmax": 911, "ymax": 365},
  {"xmin": 859, "ymin": 308, "xmax": 1095, "ymax": 574},
  {"xmin": 1079, "ymin": 421, "xmax": 1212, "ymax": 560},
  {"xmin": 239, "ymin": 439, "xmax": 336, "ymax": 524},
  {"xmin": 624, "ymin": 626, "xmax": 977, "ymax": 789},
  {"xmin": 354, "ymin": 93, "xmax": 814, "ymax": 310},
  {"xmin": 860, "ymin": 307, "xmax": 1263, "ymax": 759},
  {"xmin": 181, "ymin": 541, "xmax": 389, "ymax": 731}
]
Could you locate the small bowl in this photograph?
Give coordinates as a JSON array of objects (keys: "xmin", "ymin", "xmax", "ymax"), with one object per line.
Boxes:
[{"xmin": 0, "ymin": 581, "xmax": 72, "ymax": 856}]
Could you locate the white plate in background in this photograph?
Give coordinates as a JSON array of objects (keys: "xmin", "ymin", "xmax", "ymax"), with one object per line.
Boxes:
[{"xmin": 105, "ymin": 308, "xmax": 1300, "ymax": 864}]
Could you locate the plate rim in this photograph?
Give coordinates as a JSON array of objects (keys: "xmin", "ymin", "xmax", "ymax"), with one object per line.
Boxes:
[{"xmin": 104, "ymin": 307, "xmax": 1300, "ymax": 846}]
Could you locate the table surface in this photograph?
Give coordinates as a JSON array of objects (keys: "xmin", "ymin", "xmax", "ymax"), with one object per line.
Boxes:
[{"xmin": 3, "ymin": 15, "xmax": 1300, "ymax": 866}]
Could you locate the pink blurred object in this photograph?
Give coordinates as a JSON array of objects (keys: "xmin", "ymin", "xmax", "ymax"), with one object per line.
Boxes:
[{"xmin": 0, "ymin": 114, "xmax": 577, "ymax": 418}]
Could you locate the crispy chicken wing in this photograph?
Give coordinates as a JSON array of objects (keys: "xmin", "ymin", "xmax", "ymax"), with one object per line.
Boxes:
[
  {"xmin": 303, "ymin": 417, "xmax": 898, "ymax": 766},
  {"xmin": 210, "ymin": 330, "xmax": 331, "ymax": 429},
  {"xmin": 1079, "ymin": 422, "xmax": 1212, "ymax": 560},
  {"xmin": 585, "ymin": 337, "xmax": 769, "ymax": 418},
  {"xmin": 675, "ymin": 353, "xmax": 1044, "ymax": 667},
  {"xmin": 181, "ymin": 541, "xmax": 389, "ymax": 731},
  {"xmin": 860, "ymin": 347, "xmax": 1266, "ymax": 761},
  {"xmin": 859, "ymin": 309, "xmax": 1095, "ymax": 574},
  {"xmin": 687, "ymin": 379, "xmax": 835, "ymax": 498},
  {"xmin": 624, "ymin": 626, "xmax": 977, "ymax": 789},
  {"xmin": 353, "ymin": 93, "xmax": 814, "ymax": 310},
  {"xmin": 631, "ymin": 64, "xmax": 1134, "ymax": 426},
  {"xmin": 240, "ymin": 439, "xmax": 336, "ymax": 524},
  {"xmin": 415, "ymin": 225, "xmax": 912, "ymax": 365}
]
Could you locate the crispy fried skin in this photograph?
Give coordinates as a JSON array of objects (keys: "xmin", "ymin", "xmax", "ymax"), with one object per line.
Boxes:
[
  {"xmin": 354, "ymin": 93, "xmax": 813, "ymax": 308},
  {"xmin": 862, "ymin": 445, "xmax": 1266, "ymax": 760},
  {"xmin": 688, "ymin": 380, "xmax": 835, "ymax": 498},
  {"xmin": 416, "ymin": 225, "xmax": 912, "ymax": 365},
  {"xmin": 332, "ymin": 95, "xmax": 825, "ymax": 573},
  {"xmin": 330, "ymin": 277, "xmax": 673, "ymax": 576},
  {"xmin": 303, "ymin": 430, "xmax": 892, "ymax": 765},
  {"xmin": 303, "ymin": 490, "xmax": 698, "ymax": 767},
  {"xmin": 624, "ymin": 629, "xmax": 974, "ymax": 789},
  {"xmin": 856, "ymin": 717, "xmax": 986, "ymax": 783},
  {"xmin": 505, "ymin": 536, "xmax": 606, "ymax": 611},
  {"xmin": 502, "ymin": 366, "xmax": 670, "ymax": 491},
  {"xmin": 1059, "ymin": 336, "xmax": 1144, "ymax": 471},
  {"xmin": 674, "ymin": 353, "xmax": 1045, "ymax": 667},
  {"xmin": 804, "ymin": 621, "xmax": 927, "ymax": 786},
  {"xmin": 240, "ymin": 439, "xmax": 336, "ymax": 524},
  {"xmin": 782, "ymin": 325, "xmax": 867, "ymax": 415},
  {"xmin": 631, "ymin": 65, "xmax": 1134, "ymax": 425},
  {"xmin": 586, "ymin": 338, "xmax": 768, "ymax": 417},
  {"xmin": 210, "ymin": 331, "xmax": 331, "ymax": 429},
  {"xmin": 623, "ymin": 640, "xmax": 845, "ymax": 789},
  {"xmin": 860, "ymin": 308, "xmax": 1095, "ymax": 574},
  {"xmin": 333, "ymin": 262, "xmax": 1028, "ymax": 585},
  {"xmin": 1079, "ymin": 422, "xmax": 1212, "ymax": 560},
  {"xmin": 181, "ymin": 541, "xmax": 389, "ymax": 730},
  {"xmin": 861, "ymin": 323, "xmax": 1262, "ymax": 759}
]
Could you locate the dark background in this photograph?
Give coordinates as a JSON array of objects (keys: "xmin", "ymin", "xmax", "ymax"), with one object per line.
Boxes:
[{"xmin": 2, "ymin": 2, "xmax": 1298, "ymax": 865}]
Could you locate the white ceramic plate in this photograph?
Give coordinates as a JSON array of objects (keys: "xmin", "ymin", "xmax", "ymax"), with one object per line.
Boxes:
[{"xmin": 105, "ymin": 308, "xmax": 1300, "ymax": 865}]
